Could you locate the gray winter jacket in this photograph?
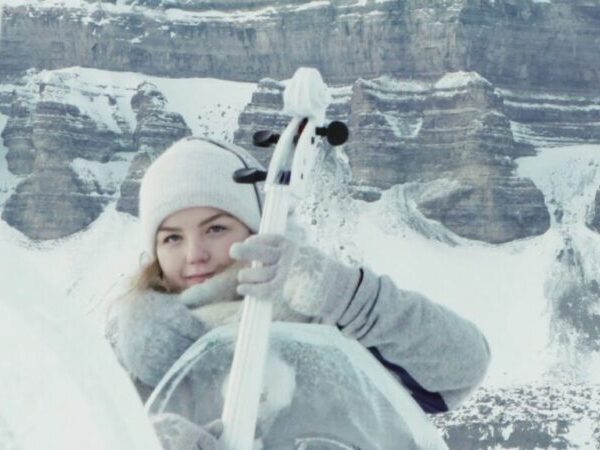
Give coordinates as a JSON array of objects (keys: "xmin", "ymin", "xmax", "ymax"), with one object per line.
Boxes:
[{"xmin": 107, "ymin": 265, "xmax": 490, "ymax": 413}]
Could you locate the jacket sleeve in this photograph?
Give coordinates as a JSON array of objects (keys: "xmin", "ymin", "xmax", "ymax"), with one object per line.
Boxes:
[
  {"xmin": 321, "ymin": 267, "xmax": 491, "ymax": 412},
  {"xmin": 105, "ymin": 291, "xmax": 207, "ymax": 390}
]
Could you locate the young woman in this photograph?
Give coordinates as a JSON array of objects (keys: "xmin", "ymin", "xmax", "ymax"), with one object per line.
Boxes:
[{"xmin": 107, "ymin": 136, "xmax": 490, "ymax": 449}]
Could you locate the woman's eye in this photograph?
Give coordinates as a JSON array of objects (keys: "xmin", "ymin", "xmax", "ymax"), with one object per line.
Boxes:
[
  {"xmin": 207, "ymin": 224, "xmax": 227, "ymax": 234},
  {"xmin": 162, "ymin": 234, "xmax": 181, "ymax": 244}
]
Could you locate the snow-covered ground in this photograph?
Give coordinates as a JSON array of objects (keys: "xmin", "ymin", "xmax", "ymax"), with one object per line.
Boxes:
[
  {"xmin": 0, "ymin": 262, "xmax": 163, "ymax": 450},
  {"xmin": 2, "ymin": 68, "xmax": 600, "ymax": 448},
  {"xmin": 297, "ymin": 144, "xmax": 600, "ymax": 388}
]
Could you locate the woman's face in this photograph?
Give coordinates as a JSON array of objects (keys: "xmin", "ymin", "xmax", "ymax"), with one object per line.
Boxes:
[{"xmin": 155, "ymin": 206, "xmax": 251, "ymax": 292}]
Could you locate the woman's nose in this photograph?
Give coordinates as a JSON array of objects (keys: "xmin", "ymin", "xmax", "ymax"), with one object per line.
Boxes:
[{"xmin": 186, "ymin": 238, "xmax": 210, "ymax": 263}]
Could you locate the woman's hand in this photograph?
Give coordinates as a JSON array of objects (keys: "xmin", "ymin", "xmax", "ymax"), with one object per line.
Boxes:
[
  {"xmin": 151, "ymin": 414, "xmax": 223, "ymax": 450},
  {"xmin": 230, "ymin": 234, "xmax": 361, "ymax": 321}
]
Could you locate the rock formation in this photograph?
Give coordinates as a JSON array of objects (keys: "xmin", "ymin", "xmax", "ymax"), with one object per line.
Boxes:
[
  {"xmin": 2, "ymin": 161, "xmax": 107, "ymax": 240},
  {"xmin": 0, "ymin": 72, "xmax": 189, "ymax": 239},
  {"xmin": 1, "ymin": 94, "xmax": 122, "ymax": 239},
  {"xmin": 235, "ymin": 72, "xmax": 550, "ymax": 243},
  {"xmin": 1, "ymin": 0, "xmax": 599, "ymax": 92},
  {"xmin": 116, "ymin": 82, "xmax": 191, "ymax": 216}
]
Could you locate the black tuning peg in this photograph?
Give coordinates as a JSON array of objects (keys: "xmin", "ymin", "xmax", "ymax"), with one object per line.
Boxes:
[
  {"xmin": 233, "ymin": 168, "xmax": 267, "ymax": 184},
  {"xmin": 316, "ymin": 121, "xmax": 349, "ymax": 146},
  {"xmin": 253, "ymin": 130, "xmax": 280, "ymax": 147}
]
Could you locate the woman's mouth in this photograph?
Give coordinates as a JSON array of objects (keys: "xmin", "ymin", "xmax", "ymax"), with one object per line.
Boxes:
[{"xmin": 185, "ymin": 273, "xmax": 215, "ymax": 284}]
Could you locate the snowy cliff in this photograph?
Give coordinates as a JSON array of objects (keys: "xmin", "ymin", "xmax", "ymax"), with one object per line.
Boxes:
[{"xmin": 1, "ymin": 0, "xmax": 600, "ymax": 449}]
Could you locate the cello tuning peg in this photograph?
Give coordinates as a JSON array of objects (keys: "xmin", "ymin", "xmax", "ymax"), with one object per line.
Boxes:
[
  {"xmin": 252, "ymin": 130, "xmax": 280, "ymax": 148},
  {"xmin": 233, "ymin": 168, "xmax": 268, "ymax": 184},
  {"xmin": 316, "ymin": 121, "xmax": 349, "ymax": 146}
]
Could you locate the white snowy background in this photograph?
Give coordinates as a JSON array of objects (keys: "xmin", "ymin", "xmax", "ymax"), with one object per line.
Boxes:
[{"xmin": 0, "ymin": 25, "xmax": 599, "ymax": 450}]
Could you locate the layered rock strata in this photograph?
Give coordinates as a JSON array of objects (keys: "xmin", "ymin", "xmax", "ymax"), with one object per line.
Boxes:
[
  {"xmin": 502, "ymin": 89, "xmax": 600, "ymax": 147},
  {"xmin": 235, "ymin": 72, "xmax": 550, "ymax": 244},
  {"xmin": 2, "ymin": 1, "xmax": 600, "ymax": 160},
  {"xmin": 2, "ymin": 0, "xmax": 600, "ymax": 91},
  {"xmin": 345, "ymin": 73, "xmax": 533, "ymax": 186},
  {"xmin": 457, "ymin": 0, "xmax": 600, "ymax": 91},
  {"xmin": 1, "ymin": 99, "xmax": 121, "ymax": 239},
  {"xmin": 2, "ymin": 162, "xmax": 107, "ymax": 240},
  {"xmin": 0, "ymin": 72, "xmax": 189, "ymax": 239},
  {"xmin": 1, "ymin": 99, "xmax": 35, "ymax": 175},
  {"xmin": 589, "ymin": 189, "xmax": 600, "ymax": 233},
  {"xmin": 116, "ymin": 82, "xmax": 191, "ymax": 216},
  {"xmin": 2, "ymin": 0, "xmax": 599, "ymax": 241}
]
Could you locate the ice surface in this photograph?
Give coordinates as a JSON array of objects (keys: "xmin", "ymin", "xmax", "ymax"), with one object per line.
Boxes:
[
  {"xmin": 0, "ymin": 255, "xmax": 162, "ymax": 450},
  {"xmin": 148, "ymin": 323, "xmax": 448, "ymax": 450},
  {"xmin": 0, "ymin": 202, "xmax": 149, "ymax": 450}
]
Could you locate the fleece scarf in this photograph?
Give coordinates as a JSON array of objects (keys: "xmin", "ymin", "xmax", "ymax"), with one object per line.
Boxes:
[{"xmin": 111, "ymin": 262, "xmax": 307, "ymax": 388}]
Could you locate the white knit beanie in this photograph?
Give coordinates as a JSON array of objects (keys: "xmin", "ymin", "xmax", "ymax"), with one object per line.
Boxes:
[{"xmin": 139, "ymin": 137, "xmax": 264, "ymax": 256}]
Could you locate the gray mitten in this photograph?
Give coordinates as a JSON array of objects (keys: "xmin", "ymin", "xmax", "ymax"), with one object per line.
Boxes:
[
  {"xmin": 230, "ymin": 234, "xmax": 361, "ymax": 322},
  {"xmin": 115, "ymin": 291, "xmax": 207, "ymax": 387},
  {"xmin": 151, "ymin": 414, "xmax": 223, "ymax": 450}
]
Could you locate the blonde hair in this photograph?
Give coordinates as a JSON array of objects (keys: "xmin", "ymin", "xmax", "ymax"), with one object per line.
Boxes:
[
  {"xmin": 105, "ymin": 257, "xmax": 172, "ymax": 329},
  {"xmin": 132, "ymin": 258, "xmax": 174, "ymax": 293}
]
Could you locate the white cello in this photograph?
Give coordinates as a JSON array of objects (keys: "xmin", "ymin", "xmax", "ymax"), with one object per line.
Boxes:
[{"xmin": 220, "ymin": 67, "xmax": 349, "ymax": 450}]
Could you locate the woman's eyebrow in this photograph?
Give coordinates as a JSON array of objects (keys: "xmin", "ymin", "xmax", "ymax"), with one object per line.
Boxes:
[
  {"xmin": 157, "ymin": 225, "xmax": 181, "ymax": 233},
  {"xmin": 199, "ymin": 213, "xmax": 230, "ymax": 226},
  {"xmin": 157, "ymin": 213, "xmax": 231, "ymax": 233}
]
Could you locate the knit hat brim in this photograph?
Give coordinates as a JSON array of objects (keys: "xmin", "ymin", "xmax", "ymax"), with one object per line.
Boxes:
[{"xmin": 139, "ymin": 137, "xmax": 264, "ymax": 256}]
